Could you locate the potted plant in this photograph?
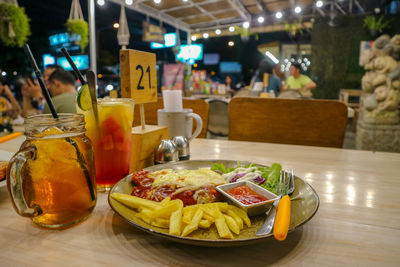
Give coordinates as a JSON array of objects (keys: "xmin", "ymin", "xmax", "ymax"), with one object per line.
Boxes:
[
  {"xmin": 66, "ymin": 0, "xmax": 88, "ymax": 52},
  {"xmin": 284, "ymin": 18, "xmax": 303, "ymax": 38},
  {"xmin": 234, "ymin": 26, "xmax": 258, "ymax": 42},
  {"xmin": 0, "ymin": 3, "xmax": 30, "ymax": 47},
  {"xmin": 363, "ymin": 16, "xmax": 390, "ymax": 37},
  {"xmin": 66, "ymin": 19, "xmax": 88, "ymax": 52}
]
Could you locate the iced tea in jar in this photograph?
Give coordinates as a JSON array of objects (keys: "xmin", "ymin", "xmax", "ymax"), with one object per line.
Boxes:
[{"xmin": 7, "ymin": 114, "xmax": 96, "ymax": 228}]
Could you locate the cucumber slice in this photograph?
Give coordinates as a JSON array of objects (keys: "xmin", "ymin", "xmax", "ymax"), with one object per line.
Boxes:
[{"xmin": 77, "ymin": 84, "xmax": 91, "ymax": 111}]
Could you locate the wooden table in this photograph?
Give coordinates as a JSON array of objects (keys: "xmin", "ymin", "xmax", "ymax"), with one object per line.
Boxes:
[{"xmin": 1, "ymin": 137, "xmax": 400, "ymax": 266}]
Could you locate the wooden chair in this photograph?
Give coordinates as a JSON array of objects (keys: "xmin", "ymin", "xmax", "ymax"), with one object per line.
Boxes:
[
  {"xmin": 207, "ymin": 99, "xmax": 229, "ymax": 137},
  {"xmin": 228, "ymin": 97, "xmax": 348, "ymax": 148},
  {"xmin": 339, "ymin": 89, "xmax": 363, "ymax": 109},
  {"xmin": 133, "ymin": 97, "xmax": 209, "ymax": 138}
]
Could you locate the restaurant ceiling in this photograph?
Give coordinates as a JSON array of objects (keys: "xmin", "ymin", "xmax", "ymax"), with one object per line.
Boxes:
[{"xmin": 110, "ymin": 0, "xmax": 369, "ymax": 33}]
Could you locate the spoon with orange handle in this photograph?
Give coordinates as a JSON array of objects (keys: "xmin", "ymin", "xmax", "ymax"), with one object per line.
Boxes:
[{"xmin": 273, "ymin": 194, "xmax": 291, "ymax": 241}]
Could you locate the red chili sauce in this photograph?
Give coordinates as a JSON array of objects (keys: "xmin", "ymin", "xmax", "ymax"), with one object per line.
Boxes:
[{"xmin": 227, "ymin": 185, "xmax": 268, "ymax": 205}]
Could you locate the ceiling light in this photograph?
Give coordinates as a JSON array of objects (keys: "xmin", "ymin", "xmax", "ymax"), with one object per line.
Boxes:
[
  {"xmin": 257, "ymin": 16, "xmax": 264, "ymax": 23},
  {"xmin": 203, "ymin": 33, "xmax": 209, "ymax": 39},
  {"xmin": 154, "ymin": 0, "xmax": 161, "ymax": 4},
  {"xmin": 97, "ymin": 0, "xmax": 105, "ymax": 6},
  {"xmin": 243, "ymin": 21, "xmax": 250, "ymax": 29},
  {"xmin": 316, "ymin": 1, "xmax": 323, "ymax": 8},
  {"xmin": 125, "ymin": 0, "xmax": 133, "ymax": 5},
  {"xmin": 228, "ymin": 41, "xmax": 234, "ymax": 47},
  {"xmin": 229, "ymin": 26, "xmax": 235, "ymax": 32},
  {"xmin": 275, "ymin": 11, "xmax": 283, "ymax": 19},
  {"xmin": 106, "ymin": 84, "xmax": 114, "ymax": 91},
  {"xmin": 294, "ymin": 6, "xmax": 302, "ymax": 13},
  {"xmin": 215, "ymin": 29, "xmax": 221, "ymax": 35},
  {"xmin": 113, "ymin": 23, "xmax": 120, "ymax": 29},
  {"xmin": 191, "ymin": 35, "xmax": 197, "ymax": 41},
  {"xmin": 182, "ymin": 0, "xmax": 188, "ymax": 2}
]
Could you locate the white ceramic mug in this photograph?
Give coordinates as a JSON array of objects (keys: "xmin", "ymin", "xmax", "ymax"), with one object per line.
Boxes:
[{"xmin": 157, "ymin": 109, "xmax": 203, "ymax": 141}]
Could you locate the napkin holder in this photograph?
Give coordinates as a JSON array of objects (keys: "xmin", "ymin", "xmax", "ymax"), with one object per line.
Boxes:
[{"xmin": 130, "ymin": 125, "xmax": 169, "ymax": 172}]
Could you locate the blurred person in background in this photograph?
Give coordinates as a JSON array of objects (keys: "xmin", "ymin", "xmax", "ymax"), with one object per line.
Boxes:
[
  {"xmin": 0, "ymin": 78, "xmax": 21, "ymax": 118},
  {"xmin": 253, "ymin": 60, "xmax": 282, "ymax": 96},
  {"xmin": 273, "ymin": 65, "xmax": 286, "ymax": 87},
  {"xmin": 21, "ymin": 75, "xmax": 45, "ymax": 117},
  {"xmin": 284, "ymin": 62, "xmax": 316, "ymax": 97},
  {"xmin": 43, "ymin": 69, "xmax": 77, "ymax": 114},
  {"xmin": 43, "ymin": 64, "xmax": 64, "ymax": 88}
]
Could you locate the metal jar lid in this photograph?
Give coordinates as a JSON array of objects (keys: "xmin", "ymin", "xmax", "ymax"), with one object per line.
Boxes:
[
  {"xmin": 155, "ymin": 139, "xmax": 179, "ymax": 164},
  {"xmin": 172, "ymin": 136, "xmax": 190, "ymax": 160}
]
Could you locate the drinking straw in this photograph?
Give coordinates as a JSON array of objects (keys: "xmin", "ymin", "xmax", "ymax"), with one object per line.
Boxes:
[
  {"xmin": 0, "ymin": 132, "xmax": 22, "ymax": 144},
  {"xmin": 60, "ymin": 47, "xmax": 87, "ymax": 84},
  {"xmin": 23, "ymin": 44, "xmax": 95, "ymax": 201},
  {"xmin": 24, "ymin": 44, "xmax": 58, "ymax": 119}
]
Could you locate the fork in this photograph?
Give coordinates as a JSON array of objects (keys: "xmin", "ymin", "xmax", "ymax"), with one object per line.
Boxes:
[{"xmin": 256, "ymin": 168, "xmax": 294, "ymax": 238}]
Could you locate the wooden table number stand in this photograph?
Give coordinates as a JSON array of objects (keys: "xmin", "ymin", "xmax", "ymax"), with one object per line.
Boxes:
[{"xmin": 120, "ymin": 49, "xmax": 169, "ymax": 172}]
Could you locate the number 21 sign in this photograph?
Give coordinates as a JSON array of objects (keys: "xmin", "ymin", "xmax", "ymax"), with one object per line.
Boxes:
[{"xmin": 120, "ymin": 49, "xmax": 157, "ymax": 104}]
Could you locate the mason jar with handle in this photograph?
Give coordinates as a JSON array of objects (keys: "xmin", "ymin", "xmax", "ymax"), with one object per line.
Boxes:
[{"xmin": 7, "ymin": 113, "xmax": 96, "ymax": 228}]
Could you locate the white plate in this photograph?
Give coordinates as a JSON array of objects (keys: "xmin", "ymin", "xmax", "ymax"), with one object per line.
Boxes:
[{"xmin": 0, "ymin": 150, "xmax": 15, "ymax": 187}]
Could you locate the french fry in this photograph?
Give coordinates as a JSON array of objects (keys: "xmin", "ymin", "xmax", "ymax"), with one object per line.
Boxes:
[
  {"xmin": 201, "ymin": 204, "xmax": 217, "ymax": 218},
  {"xmin": 111, "ymin": 193, "xmax": 160, "ymax": 210},
  {"xmin": 182, "ymin": 208, "xmax": 204, "ymax": 237},
  {"xmin": 136, "ymin": 211, "xmax": 152, "ymax": 225},
  {"xmin": 169, "ymin": 205, "xmax": 183, "ymax": 235},
  {"xmin": 182, "ymin": 205, "xmax": 198, "ymax": 224},
  {"xmin": 210, "ymin": 203, "xmax": 224, "ymax": 219},
  {"xmin": 215, "ymin": 217, "xmax": 233, "ymax": 239},
  {"xmin": 150, "ymin": 199, "xmax": 183, "ymax": 219},
  {"xmin": 227, "ymin": 205, "xmax": 251, "ymax": 227},
  {"xmin": 199, "ymin": 219, "xmax": 212, "ymax": 229},
  {"xmin": 160, "ymin": 197, "xmax": 171, "ymax": 206},
  {"xmin": 227, "ymin": 209, "xmax": 243, "ymax": 230},
  {"xmin": 202, "ymin": 213, "xmax": 215, "ymax": 223},
  {"xmin": 224, "ymin": 214, "xmax": 240, "ymax": 235},
  {"xmin": 215, "ymin": 202, "xmax": 228, "ymax": 212},
  {"xmin": 151, "ymin": 218, "xmax": 170, "ymax": 228}
]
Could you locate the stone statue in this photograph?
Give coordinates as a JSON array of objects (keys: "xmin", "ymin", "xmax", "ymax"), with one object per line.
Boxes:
[{"xmin": 360, "ymin": 34, "xmax": 400, "ymax": 124}]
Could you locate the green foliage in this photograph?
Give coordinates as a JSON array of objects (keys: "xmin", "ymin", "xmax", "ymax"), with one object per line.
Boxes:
[
  {"xmin": 0, "ymin": 3, "xmax": 31, "ymax": 47},
  {"xmin": 66, "ymin": 19, "xmax": 88, "ymax": 52},
  {"xmin": 234, "ymin": 26, "xmax": 258, "ymax": 41},
  {"xmin": 363, "ymin": 16, "xmax": 390, "ymax": 33},
  {"xmin": 284, "ymin": 17, "xmax": 303, "ymax": 36}
]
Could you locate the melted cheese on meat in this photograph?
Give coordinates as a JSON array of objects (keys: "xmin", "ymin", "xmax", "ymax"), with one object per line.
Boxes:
[{"xmin": 148, "ymin": 168, "xmax": 226, "ymax": 190}]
